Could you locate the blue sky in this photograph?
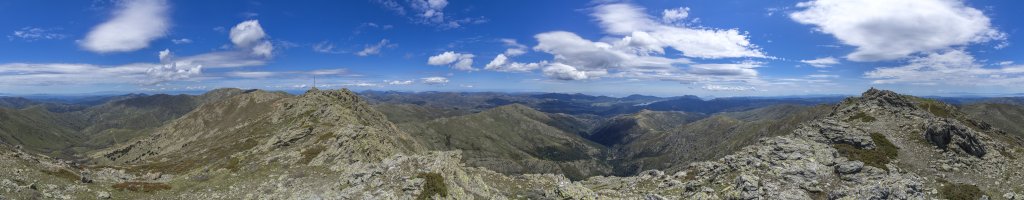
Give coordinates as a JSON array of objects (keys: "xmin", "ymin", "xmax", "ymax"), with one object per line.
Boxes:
[{"xmin": 1, "ymin": 0, "xmax": 1023, "ymax": 97}]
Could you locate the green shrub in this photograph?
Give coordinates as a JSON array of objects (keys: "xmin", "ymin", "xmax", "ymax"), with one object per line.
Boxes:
[
  {"xmin": 833, "ymin": 133, "xmax": 898, "ymax": 170},
  {"xmin": 416, "ymin": 173, "xmax": 448, "ymax": 200},
  {"xmin": 939, "ymin": 182, "xmax": 983, "ymax": 200}
]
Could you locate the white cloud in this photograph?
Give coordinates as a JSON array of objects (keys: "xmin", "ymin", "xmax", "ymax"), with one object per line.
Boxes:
[
  {"xmin": 385, "ymin": 80, "xmax": 413, "ymax": 85},
  {"xmin": 227, "ymin": 71, "xmax": 275, "ymax": 78},
  {"xmin": 374, "ymin": 0, "xmax": 483, "ymax": 29},
  {"xmin": 356, "ymin": 39, "xmax": 395, "ymax": 56},
  {"xmin": 533, "ymin": 31, "xmax": 688, "ymax": 79},
  {"xmin": 688, "ymin": 62, "xmax": 759, "ymax": 77},
  {"xmin": 159, "ymin": 20, "xmax": 276, "ymax": 68},
  {"xmin": 342, "ymin": 82, "xmax": 381, "ymax": 87},
  {"xmin": 500, "ymin": 38, "xmax": 528, "ymax": 56},
  {"xmin": 0, "ymin": 63, "xmax": 149, "ymax": 86},
  {"xmin": 800, "ymin": 57, "xmax": 839, "ymax": 68},
  {"xmin": 228, "ymin": 20, "xmax": 274, "ymax": 58},
  {"xmin": 146, "ymin": 62, "xmax": 202, "ymax": 84},
  {"xmin": 8, "ymin": 27, "xmax": 66, "ymax": 41},
  {"xmin": 592, "ymin": 3, "xmax": 765, "ymax": 59},
  {"xmin": 171, "ymin": 38, "xmax": 192, "ymax": 44},
  {"xmin": 312, "ymin": 41, "xmax": 344, "ymax": 54},
  {"xmin": 482, "ymin": 39, "xmax": 546, "ymax": 72},
  {"xmin": 421, "ymin": 76, "xmax": 449, "ymax": 85},
  {"xmin": 409, "ymin": 0, "xmax": 448, "ymax": 23},
  {"xmin": 174, "ymin": 51, "xmax": 267, "ymax": 68},
  {"xmin": 80, "ymin": 0, "xmax": 170, "ymax": 53},
  {"xmin": 427, "ymin": 51, "xmax": 475, "ymax": 71},
  {"xmin": 790, "ymin": 0, "xmax": 1005, "ymax": 61},
  {"xmin": 865, "ymin": 49, "xmax": 1024, "ymax": 85},
  {"xmin": 230, "ymin": 20, "xmax": 266, "ymax": 47},
  {"xmin": 702, "ymin": 84, "xmax": 756, "ymax": 91},
  {"xmin": 662, "ymin": 7, "xmax": 689, "ymax": 23},
  {"xmin": 542, "ymin": 63, "xmax": 607, "ymax": 80},
  {"xmin": 158, "ymin": 49, "xmax": 172, "ymax": 62},
  {"xmin": 484, "ymin": 54, "xmax": 547, "ymax": 72},
  {"xmin": 309, "ymin": 69, "xmax": 348, "ymax": 75},
  {"xmin": 523, "ymin": 3, "xmax": 769, "ymax": 88}
]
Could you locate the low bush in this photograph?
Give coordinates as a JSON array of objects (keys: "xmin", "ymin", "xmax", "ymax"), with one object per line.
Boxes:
[{"xmin": 416, "ymin": 173, "xmax": 448, "ymax": 200}]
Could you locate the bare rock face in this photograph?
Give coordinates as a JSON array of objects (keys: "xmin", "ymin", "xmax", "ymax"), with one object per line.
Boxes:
[{"xmin": 925, "ymin": 119, "xmax": 987, "ymax": 158}]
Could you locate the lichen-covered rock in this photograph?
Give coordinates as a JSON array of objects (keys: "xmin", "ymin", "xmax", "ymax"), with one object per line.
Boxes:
[{"xmin": 925, "ymin": 118, "xmax": 988, "ymax": 158}]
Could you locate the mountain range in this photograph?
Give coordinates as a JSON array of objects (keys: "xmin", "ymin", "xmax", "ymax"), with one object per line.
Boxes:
[{"xmin": 0, "ymin": 88, "xmax": 1021, "ymax": 199}]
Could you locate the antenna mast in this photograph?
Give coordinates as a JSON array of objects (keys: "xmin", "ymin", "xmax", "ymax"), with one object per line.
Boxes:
[{"xmin": 312, "ymin": 74, "xmax": 317, "ymax": 89}]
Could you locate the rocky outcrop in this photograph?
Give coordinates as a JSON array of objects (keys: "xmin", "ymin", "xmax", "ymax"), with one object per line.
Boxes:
[{"xmin": 925, "ymin": 118, "xmax": 988, "ymax": 158}]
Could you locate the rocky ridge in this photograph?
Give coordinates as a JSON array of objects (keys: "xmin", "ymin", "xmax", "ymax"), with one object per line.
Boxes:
[{"xmin": 1, "ymin": 88, "xmax": 1022, "ymax": 199}]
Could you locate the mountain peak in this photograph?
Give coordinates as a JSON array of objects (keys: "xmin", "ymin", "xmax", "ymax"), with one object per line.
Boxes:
[{"xmin": 847, "ymin": 87, "xmax": 916, "ymax": 110}]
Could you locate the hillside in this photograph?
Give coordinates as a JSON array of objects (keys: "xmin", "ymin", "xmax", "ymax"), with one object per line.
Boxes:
[
  {"xmin": 0, "ymin": 106, "xmax": 84, "ymax": 157},
  {"xmin": 1, "ymin": 88, "xmax": 1022, "ymax": 199},
  {"xmin": 962, "ymin": 103, "xmax": 1024, "ymax": 139},
  {"xmin": 396, "ymin": 104, "xmax": 610, "ymax": 180}
]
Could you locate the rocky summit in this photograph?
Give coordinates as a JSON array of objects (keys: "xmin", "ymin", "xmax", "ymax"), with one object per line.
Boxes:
[{"xmin": 0, "ymin": 88, "xmax": 1022, "ymax": 199}]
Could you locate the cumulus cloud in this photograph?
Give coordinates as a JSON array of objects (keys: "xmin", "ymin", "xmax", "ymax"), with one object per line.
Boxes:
[
  {"xmin": 484, "ymin": 54, "xmax": 547, "ymax": 72},
  {"xmin": 427, "ymin": 51, "xmax": 475, "ymax": 71},
  {"xmin": 662, "ymin": 7, "xmax": 689, "ymax": 23},
  {"xmin": 542, "ymin": 63, "xmax": 608, "ymax": 80},
  {"xmin": 80, "ymin": 0, "xmax": 170, "ymax": 53},
  {"xmin": 592, "ymin": 3, "xmax": 765, "ymax": 59},
  {"xmin": 160, "ymin": 20, "xmax": 276, "ymax": 68},
  {"xmin": 421, "ymin": 76, "xmax": 449, "ymax": 85},
  {"xmin": 864, "ymin": 49, "xmax": 1024, "ymax": 85},
  {"xmin": 790, "ymin": 0, "xmax": 1005, "ymax": 61},
  {"xmin": 8, "ymin": 27, "xmax": 66, "ymax": 41},
  {"xmin": 356, "ymin": 39, "xmax": 395, "ymax": 56},
  {"xmin": 523, "ymin": 3, "xmax": 767, "ymax": 87},
  {"xmin": 230, "ymin": 20, "xmax": 274, "ymax": 57},
  {"xmin": 146, "ymin": 62, "xmax": 202, "ymax": 84},
  {"xmin": 800, "ymin": 57, "xmax": 839, "ymax": 68},
  {"xmin": 533, "ymin": 31, "xmax": 688, "ymax": 79}
]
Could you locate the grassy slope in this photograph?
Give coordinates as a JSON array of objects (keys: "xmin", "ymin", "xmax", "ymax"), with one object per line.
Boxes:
[{"xmin": 397, "ymin": 104, "xmax": 610, "ymax": 179}]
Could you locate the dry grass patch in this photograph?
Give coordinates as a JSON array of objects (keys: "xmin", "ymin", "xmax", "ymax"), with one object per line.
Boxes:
[
  {"xmin": 834, "ymin": 133, "xmax": 898, "ymax": 170},
  {"xmin": 112, "ymin": 182, "xmax": 171, "ymax": 192}
]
